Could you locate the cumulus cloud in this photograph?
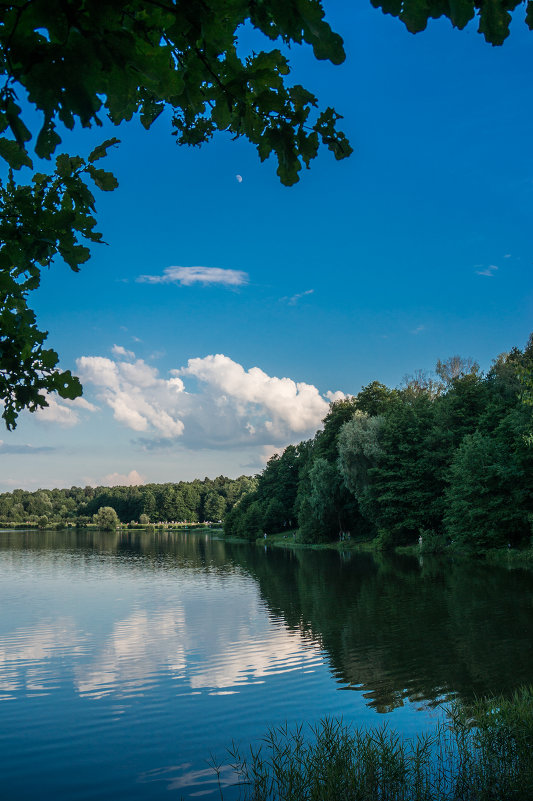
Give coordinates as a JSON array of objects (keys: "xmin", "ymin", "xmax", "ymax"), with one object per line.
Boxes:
[
  {"xmin": 111, "ymin": 344, "xmax": 135, "ymax": 360},
  {"xmin": 280, "ymin": 289, "xmax": 314, "ymax": 305},
  {"xmin": 137, "ymin": 266, "xmax": 248, "ymax": 287},
  {"xmin": 77, "ymin": 355, "xmax": 185, "ymax": 438},
  {"xmin": 35, "ymin": 394, "xmax": 97, "ymax": 427},
  {"xmin": 475, "ymin": 264, "xmax": 498, "ymax": 277},
  {"xmin": 101, "ymin": 470, "xmax": 146, "ymax": 487},
  {"xmin": 179, "ymin": 354, "xmax": 335, "ymax": 436},
  {"xmin": 77, "ymin": 352, "xmax": 343, "ymax": 450},
  {"xmin": 325, "ymin": 390, "xmax": 346, "ymax": 403}
]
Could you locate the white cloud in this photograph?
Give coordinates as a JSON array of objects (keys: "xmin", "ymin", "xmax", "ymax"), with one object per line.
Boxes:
[
  {"xmin": 410, "ymin": 325, "xmax": 425, "ymax": 335},
  {"xmin": 35, "ymin": 393, "xmax": 97, "ymax": 427},
  {"xmin": 280, "ymin": 289, "xmax": 314, "ymax": 305},
  {"xmin": 111, "ymin": 344, "xmax": 135, "ymax": 360},
  {"xmin": 101, "ymin": 470, "xmax": 146, "ymax": 487},
  {"xmin": 475, "ymin": 264, "xmax": 498, "ymax": 277},
  {"xmin": 179, "ymin": 354, "xmax": 333, "ymax": 436},
  {"xmin": 77, "ymin": 352, "xmax": 342, "ymax": 450},
  {"xmin": 325, "ymin": 390, "xmax": 346, "ymax": 403},
  {"xmin": 137, "ymin": 266, "xmax": 248, "ymax": 287},
  {"xmin": 77, "ymin": 356, "xmax": 185, "ymax": 438}
]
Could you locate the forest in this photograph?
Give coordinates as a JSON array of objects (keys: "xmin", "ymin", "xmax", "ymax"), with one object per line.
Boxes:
[
  {"xmin": 2, "ymin": 335, "xmax": 531, "ymax": 548},
  {"xmin": 0, "ymin": 474, "xmax": 256, "ymax": 526},
  {"xmin": 225, "ymin": 336, "xmax": 533, "ymax": 552}
]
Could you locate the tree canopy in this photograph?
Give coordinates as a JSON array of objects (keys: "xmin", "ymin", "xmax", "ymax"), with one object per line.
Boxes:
[
  {"xmin": 1, "ymin": 0, "xmax": 531, "ymax": 427},
  {"xmin": 226, "ymin": 335, "xmax": 533, "ymax": 551}
]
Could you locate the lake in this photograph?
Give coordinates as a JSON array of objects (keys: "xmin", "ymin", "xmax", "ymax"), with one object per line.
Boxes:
[{"xmin": 1, "ymin": 529, "xmax": 532, "ymax": 800}]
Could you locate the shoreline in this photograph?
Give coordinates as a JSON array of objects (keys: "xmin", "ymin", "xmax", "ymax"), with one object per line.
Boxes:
[{"xmin": 223, "ymin": 530, "xmax": 533, "ymax": 569}]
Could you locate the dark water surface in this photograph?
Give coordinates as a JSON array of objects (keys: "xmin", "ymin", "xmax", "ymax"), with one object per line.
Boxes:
[{"xmin": 1, "ymin": 530, "xmax": 532, "ymax": 800}]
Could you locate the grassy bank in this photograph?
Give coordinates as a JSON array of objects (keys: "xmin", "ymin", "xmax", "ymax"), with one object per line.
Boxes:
[
  {"xmin": 212, "ymin": 687, "xmax": 533, "ymax": 801},
  {"xmin": 240, "ymin": 531, "xmax": 533, "ymax": 570}
]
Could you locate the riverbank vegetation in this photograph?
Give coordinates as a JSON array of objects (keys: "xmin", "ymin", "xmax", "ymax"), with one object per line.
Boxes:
[
  {"xmin": 0, "ymin": 475, "xmax": 256, "ymax": 527},
  {"xmin": 225, "ymin": 336, "xmax": 533, "ymax": 553},
  {"xmin": 214, "ymin": 687, "xmax": 533, "ymax": 801}
]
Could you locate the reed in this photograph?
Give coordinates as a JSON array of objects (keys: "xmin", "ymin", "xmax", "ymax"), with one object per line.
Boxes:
[{"xmin": 215, "ymin": 687, "xmax": 533, "ymax": 801}]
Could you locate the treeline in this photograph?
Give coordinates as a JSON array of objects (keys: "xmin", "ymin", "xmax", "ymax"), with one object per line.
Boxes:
[
  {"xmin": 225, "ymin": 336, "xmax": 533, "ymax": 551},
  {"xmin": 0, "ymin": 475, "xmax": 257, "ymax": 525}
]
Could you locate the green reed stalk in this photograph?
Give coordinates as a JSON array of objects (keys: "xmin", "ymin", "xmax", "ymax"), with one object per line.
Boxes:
[{"xmin": 216, "ymin": 687, "xmax": 533, "ymax": 801}]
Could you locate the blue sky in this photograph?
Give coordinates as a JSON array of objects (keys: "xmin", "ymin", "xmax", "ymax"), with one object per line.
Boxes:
[{"xmin": 1, "ymin": 2, "xmax": 532, "ymax": 491}]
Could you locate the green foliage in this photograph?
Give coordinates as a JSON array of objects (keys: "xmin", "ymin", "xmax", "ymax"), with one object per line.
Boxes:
[
  {"xmin": 227, "ymin": 335, "xmax": 533, "ymax": 552},
  {"xmin": 0, "ymin": 2, "xmax": 350, "ymax": 187},
  {"xmin": 96, "ymin": 505, "xmax": 119, "ymax": 530},
  {"xmin": 365, "ymin": 392, "xmax": 443, "ymax": 543},
  {"xmin": 243, "ymin": 499, "xmax": 265, "ymax": 541},
  {"xmin": 0, "ymin": 142, "xmax": 118, "ymax": 428},
  {"xmin": 371, "ymin": 0, "xmax": 533, "ymax": 45},
  {"xmin": 216, "ymin": 687, "xmax": 533, "ymax": 800},
  {"xmin": 0, "ymin": 475, "xmax": 252, "ymax": 526},
  {"xmin": 418, "ymin": 529, "xmax": 446, "ymax": 554},
  {"xmin": 203, "ymin": 490, "xmax": 226, "ymax": 522},
  {"xmin": 354, "ymin": 380, "xmax": 399, "ymax": 416},
  {"xmin": 373, "ymin": 527, "xmax": 395, "ymax": 551},
  {"xmin": 337, "ymin": 411, "xmax": 383, "ymax": 520},
  {"xmin": 295, "ymin": 399, "xmax": 365, "ymax": 543},
  {"xmin": 445, "ymin": 413, "xmax": 532, "ymax": 549}
]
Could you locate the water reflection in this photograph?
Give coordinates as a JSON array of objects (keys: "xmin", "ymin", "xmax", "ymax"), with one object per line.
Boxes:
[
  {"xmin": 1, "ymin": 529, "xmax": 532, "ymax": 801},
  {"xmin": 0, "ymin": 531, "xmax": 324, "ymax": 706},
  {"xmin": 227, "ymin": 544, "xmax": 533, "ymax": 711}
]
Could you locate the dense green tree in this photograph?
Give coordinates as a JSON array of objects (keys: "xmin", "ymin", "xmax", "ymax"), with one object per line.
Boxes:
[
  {"xmin": 444, "ymin": 411, "xmax": 532, "ymax": 549},
  {"xmin": 242, "ymin": 500, "xmax": 265, "ymax": 541},
  {"xmin": 96, "ymin": 505, "xmax": 119, "ymax": 530},
  {"xmin": 365, "ymin": 393, "xmax": 443, "ymax": 543},
  {"xmin": 337, "ymin": 411, "xmax": 383, "ymax": 523},
  {"xmin": 26, "ymin": 490, "xmax": 52, "ymax": 517},
  {"xmin": 355, "ymin": 381, "xmax": 399, "ymax": 417},
  {"xmin": 203, "ymin": 491, "xmax": 225, "ymax": 522},
  {"xmin": 298, "ymin": 457, "xmax": 341, "ymax": 542},
  {"xmin": 141, "ymin": 489, "xmax": 157, "ymax": 520},
  {"xmin": 0, "ymin": 475, "xmax": 252, "ymax": 525},
  {"xmin": 263, "ymin": 498, "xmax": 287, "ymax": 534},
  {"xmin": 313, "ymin": 398, "xmax": 359, "ymax": 463},
  {"xmin": 296, "ymin": 399, "xmax": 362, "ymax": 543}
]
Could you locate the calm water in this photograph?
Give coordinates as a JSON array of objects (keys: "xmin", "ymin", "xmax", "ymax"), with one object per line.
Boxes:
[{"xmin": 1, "ymin": 530, "xmax": 533, "ymax": 800}]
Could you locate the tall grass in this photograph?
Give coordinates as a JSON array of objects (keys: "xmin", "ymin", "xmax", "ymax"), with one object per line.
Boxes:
[{"xmin": 213, "ymin": 687, "xmax": 533, "ymax": 801}]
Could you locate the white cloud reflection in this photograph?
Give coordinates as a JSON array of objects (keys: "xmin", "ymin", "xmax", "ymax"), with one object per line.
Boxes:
[{"xmin": 0, "ymin": 582, "xmax": 322, "ymax": 702}]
